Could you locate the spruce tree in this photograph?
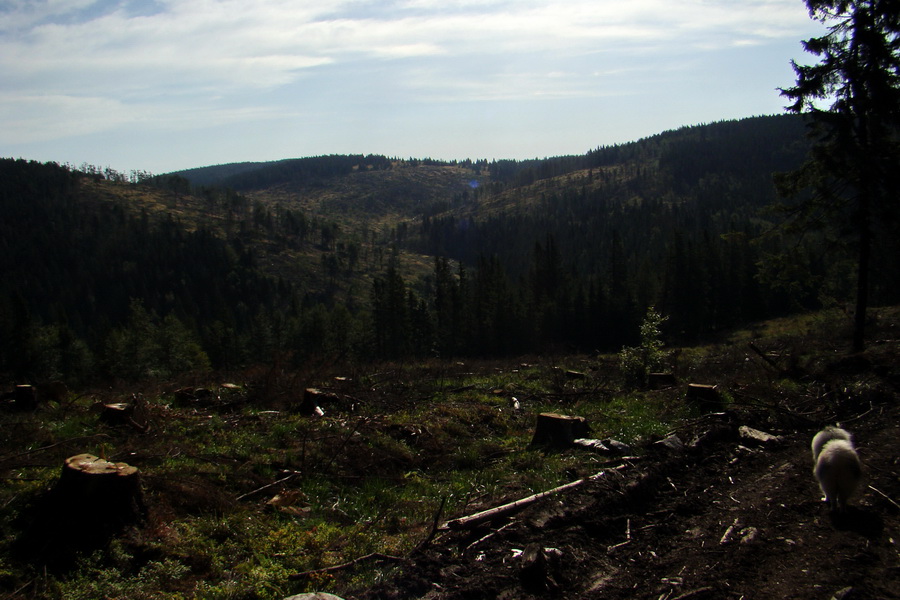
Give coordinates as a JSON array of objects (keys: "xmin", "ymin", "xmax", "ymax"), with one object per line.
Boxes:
[{"xmin": 777, "ymin": 0, "xmax": 900, "ymax": 351}]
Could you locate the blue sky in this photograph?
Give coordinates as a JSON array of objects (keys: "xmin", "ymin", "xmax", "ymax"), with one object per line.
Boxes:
[{"xmin": 1, "ymin": 0, "xmax": 827, "ymax": 175}]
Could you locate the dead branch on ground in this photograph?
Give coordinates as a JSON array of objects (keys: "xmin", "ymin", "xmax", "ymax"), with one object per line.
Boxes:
[
  {"xmin": 443, "ymin": 470, "xmax": 610, "ymax": 530},
  {"xmin": 287, "ymin": 553, "xmax": 407, "ymax": 580}
]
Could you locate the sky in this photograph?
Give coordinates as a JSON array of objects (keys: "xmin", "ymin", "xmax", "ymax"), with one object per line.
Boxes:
[{"xmin": 0, "ymin": 0, "xmax": 829, "ymax": 175}]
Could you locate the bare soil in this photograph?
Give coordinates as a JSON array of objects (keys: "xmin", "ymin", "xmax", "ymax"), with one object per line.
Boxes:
[{"xmin": 353, "ymin": 353, "xmax": 900, "ymax": 600}]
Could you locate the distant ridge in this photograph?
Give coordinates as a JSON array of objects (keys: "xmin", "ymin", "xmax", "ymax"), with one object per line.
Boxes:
[
  {"xmin": 169, "ymin": 114, "xmax": 808, "ymax": 192},
  {"xmin": 172, "ymin": 161, "xmax": 278, "ymax": 187}
]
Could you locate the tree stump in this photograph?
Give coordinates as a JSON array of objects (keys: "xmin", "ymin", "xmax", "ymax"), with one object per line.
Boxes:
[
  {"xmin": 686, "ymin": 383, "xmax": 721, "ymax": 409},
  {"xmin": 56, "ymin": 454, "xmax": 145, "ymax": 523},
  {"xmin": 530, "ymin": 413, "xmax": 589, "ymax": 448},
  {"xmin": 14, "ymin": 384, "xmax": 38, "ymax": 411},
  {"xmin": 297, "ymin": 388, "xmax": 337, "ymax": 416},
  {"xmin": 100, "ymin": 402, "xmax": 134, "ymax": 425},
  {"xmin": 15, "ymin": 454, "xmax": 145, "ymax": 567},
  {"xmin": 99, "ymin": 398, "xmax": 150, "ymax": 431},
  {"xmin": 519, "ymin": 542, "xmax": 551, "ymax": 591}
]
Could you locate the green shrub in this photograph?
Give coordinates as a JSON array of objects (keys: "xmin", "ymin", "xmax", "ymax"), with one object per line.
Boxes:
[{"xmin": 619, "ymin": 307, "xmax": 670, "ymax": 386}]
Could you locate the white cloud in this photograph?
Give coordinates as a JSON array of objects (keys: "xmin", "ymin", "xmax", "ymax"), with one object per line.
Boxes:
[
  {"xmin": 1, "ymin": 0, "xmax": 817, "ymax": 92},
  {"xmin": 0, "ymin": 0, "xmax": 826, "ymax": 166},
  {"xmin": 0, "ymin": 93, "xmax": 134, "ymax": 143}
]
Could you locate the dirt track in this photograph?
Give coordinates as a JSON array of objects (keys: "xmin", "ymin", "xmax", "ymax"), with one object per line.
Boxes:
[{"xmin": 354, "ymin": 384, "xmax": 900, "ymax": 600}]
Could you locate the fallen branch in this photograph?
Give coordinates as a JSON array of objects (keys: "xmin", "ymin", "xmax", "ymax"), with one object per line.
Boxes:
[
  {"xmin": 727, "ymin": 390, "xmax": 817, "ymax": 426},
  {"xmin": 719, "ymin": 517, "xmax": 742, "ymax": 545},
  {"xmin": 236, "ymin": 471, "xmax": 299, "ymax": 501},
  {"xmin": 287, "ymin": 553, "xmax": 406, "ymax": 580},
  {"xmin": 413, "ymin": 496, "xmax": 447, "ymax": 553},
  {"xmin": 842, "ymin": 402, "xmax": 876, "ymax": 424},
  {"xmin": 868, "ymin": 484, "xmax": 900, "ymax": 511},
  {"xmin": 464, "ymin": 521, "xmax": 514, "ymax": 554},
  {"xmin": 747, "ymin": 341, "xmax": 784, "ymax": 374},
  {"xmin": 1, "ymin": 579, "xmax": 33, "ymax": 600},
  {"xmin": 606, "ymin": 539, "xmax": 631, "ymax": 553},
  {"xmin": 606, "ymin": 518, "xmax": 632, "ymax": 553},
  {"xmin": 444, "ymin": 470, "xmax": 607, "ymax": 530}
]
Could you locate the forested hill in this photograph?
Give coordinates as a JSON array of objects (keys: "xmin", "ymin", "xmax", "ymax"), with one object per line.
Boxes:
[
  {"xmin": 6, "ymin": 113, "xmax": 898, "ymax": 386},
  {"xmin": 173, "ymin": 115, "xmax": 808, "ymax": 195},
  {"xmin": 410, "ymin": 115, "xmax": 813, "ymax": 270}
]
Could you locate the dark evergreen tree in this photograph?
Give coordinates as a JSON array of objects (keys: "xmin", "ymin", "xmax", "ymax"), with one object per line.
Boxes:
[
  {"xmin": 777, "ymin": 0, "xmax": 900, "ymax": 350},
  {"xmin": 432, "ymin": 256, "xmax": 462, "ymax": 356},
  {"xmin": 370, "ymin": 261, "xmax": 411, "ymax": 358}
]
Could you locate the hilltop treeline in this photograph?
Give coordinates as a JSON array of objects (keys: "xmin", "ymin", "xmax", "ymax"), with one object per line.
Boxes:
[{"xmin": 4, "ymin": 115, "xmax": 900, "ymax": 384}]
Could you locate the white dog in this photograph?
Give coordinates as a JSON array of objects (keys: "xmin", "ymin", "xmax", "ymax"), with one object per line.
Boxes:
[{"xmin": 811, "ymin": 426, "xmax": 861, "ymax": 511}]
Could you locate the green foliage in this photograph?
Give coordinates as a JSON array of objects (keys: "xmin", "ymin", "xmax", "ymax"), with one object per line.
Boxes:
[
  {"xmin": 55, "ymin": 554, "xmax": 190, "ymax": 600},
  {"xmin": 619, "ymin": 307, "xmax": 670, "ymax": 386}
]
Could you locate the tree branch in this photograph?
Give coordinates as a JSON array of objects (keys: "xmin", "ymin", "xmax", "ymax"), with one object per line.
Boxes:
[
  {"xmin": 287, "ymin": 553, "xmax": 407, "ymax": 580},
  {"xmin": 443, "ymin": 470, "xmax": 608, "ymax": 530}
]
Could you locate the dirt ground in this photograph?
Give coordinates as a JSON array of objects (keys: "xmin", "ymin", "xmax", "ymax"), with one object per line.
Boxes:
[{"xmin": 352, "ymin": 353, "xmax": 900, "ymax": 600}]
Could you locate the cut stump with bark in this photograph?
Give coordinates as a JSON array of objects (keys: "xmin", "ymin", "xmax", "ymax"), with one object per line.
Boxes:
[
  {"xmin": 56, "ymin": 453, "xmax": 145, "ymax": 524},
  {"xmin": 100, "ymin": 402, "xmax": 134, "ymax": 425},
  {"xmin": 16, "ymin": 454, "xmax": 146, "ymax": 567},
  {"xmin": 14, "ymin": 384, "xmax": 38, "ymax": 411},
  {"xmin": 530, "ymin": 412, "xmax": 589, "ymax": 448},
  {"xmin": 686, "ymin": 383, "xmax": 721, "ymax": 409},
  {"xmin": 99, "ymin": 398, "xmax": 150, "ymax": 431},
  {"xmin": 296, "ymin": 388, "xmax": 338, "ymax": 416}
]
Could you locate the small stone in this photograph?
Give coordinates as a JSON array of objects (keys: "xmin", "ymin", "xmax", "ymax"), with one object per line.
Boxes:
[
  {"xmin": 738, "ymin": 425, "xmax": 783, "ymax": 445},
  {"xmin": 655, "ymin": 434, "xmax": 684, "ymax": 453},
  {"xmin": 603, "ymin": 438, "xmax": 632, "ymax": 454},
  {"xmin": 573, "ymin": 438, "xmax": 610, "ymax": 452},
  {"xmin": 830, "ymin": 587, "xmax": 855, "ymax": 600},
  {"xmin": 739, "ymin": 527, "xmax": 760, "ymax": 544}
]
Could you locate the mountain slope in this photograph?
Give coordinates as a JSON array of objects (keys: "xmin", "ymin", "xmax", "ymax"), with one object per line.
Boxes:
[{"xmin": 12, "ymin": 113, "xmax": 893, "ymax": 383}]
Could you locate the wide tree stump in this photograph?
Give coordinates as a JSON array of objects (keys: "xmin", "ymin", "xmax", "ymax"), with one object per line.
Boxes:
[
  {"xmin": 15, "ymin": 454, "xmax": 146, "ymax": 567},
  {"xmin": 14, "ymin": 384, "xmax": 38, "ymax": 410},
  {"xmin": 296, "ymin": 388, "xmax": 337, "ymax": 416},
  {"xmin": 99, "ymin": 399, "xmax": 150, "ymax": 431},
  {"xmin": 56, "ymin": 454, "xmax": 144, "ymax": 523},
  {"xmin": 686, "ymin": 383, "xmax": 721, "ymax": 408},
  {"xmin": 100, "ymin": 402, "xmax": 135, "ymax": 425},
  {"xmin": 530, "ymin": 412, "xmax": 589, "ymax": 448}
]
